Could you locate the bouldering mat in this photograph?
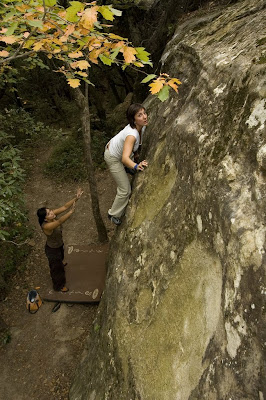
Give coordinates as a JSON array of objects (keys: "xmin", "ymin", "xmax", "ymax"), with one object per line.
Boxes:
[{"xmin": 41, "ymin": 243, "xmax": 108, "ymax": 303}]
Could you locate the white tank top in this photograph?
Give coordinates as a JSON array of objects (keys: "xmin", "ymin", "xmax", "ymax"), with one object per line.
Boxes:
[{"xmin": 109, "ymin": 124, "xmax": 145, "ymax": 160}]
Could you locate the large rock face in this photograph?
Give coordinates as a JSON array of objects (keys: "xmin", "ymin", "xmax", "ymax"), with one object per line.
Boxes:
[{"xmin": 70, "ymin": 0, "xmax": 266, "ymax": 399}]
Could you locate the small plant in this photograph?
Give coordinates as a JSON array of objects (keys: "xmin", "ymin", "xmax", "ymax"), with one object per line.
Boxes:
[
  {"xmin": 44, "ymin": 135, "xmax": 88, "ymax": 182},
  {"xmin": 0, "ymin": 108, "xmax": 52, "ymax": 146},
  {"xmin": 44, "ymin": 129, "xmax": 109, "ymax": 181}
]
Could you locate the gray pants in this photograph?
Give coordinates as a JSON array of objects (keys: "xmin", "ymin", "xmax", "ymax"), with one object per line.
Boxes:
[{"xmin": 104, "ymin": 148, "xmax": 131, "ymax": 218}]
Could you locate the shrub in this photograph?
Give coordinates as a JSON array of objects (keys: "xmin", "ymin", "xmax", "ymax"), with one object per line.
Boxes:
[
  {"xmin": 44, "ymin": 135, "xmax": 88, "ymax": 182},
  {"xmin": 0, "ymin": 108, "xmax": 52, "ymax": 146},
  {"xmin": 44, "ymin": 129, "xmax": 109, "ymax": 182},
  {"xmin": 0, "ymin": 130, "xmax": 31, "ymax": 298}
]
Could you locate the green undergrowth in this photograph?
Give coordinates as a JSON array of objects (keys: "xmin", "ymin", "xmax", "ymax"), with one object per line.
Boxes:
[
  {"xmin": 44, "ymin": 135, "xmax": 88, "ymax": 182},
  {"xmin": 0, "ymin": 108, "xmax": 58, "ymax": 299},
  {"xmin": 44, "ymin": 129, "xmax": 109, "ymax": 182}
]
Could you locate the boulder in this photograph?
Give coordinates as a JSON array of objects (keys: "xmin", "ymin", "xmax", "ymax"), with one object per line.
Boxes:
[{"xmin": 70, "ymin": 0, "xmax": 266, "ymax": 398}]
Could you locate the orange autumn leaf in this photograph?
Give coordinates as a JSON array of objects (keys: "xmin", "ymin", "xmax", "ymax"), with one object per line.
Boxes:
[
  {"xmin": 70, "ymin": 61, "xmax": 79, "ymax": 69},
  {"xmin": 89, "ymin": 48, "xmax": 102, "ymax": 63},
  {"xmin": 134, "ymin": 61, "xmax": 144, "ymax": 67},
  {"xmin": 58, "ymin": 10, "xmax": 67, "ymax": 19},
  {"xmin": 80, "ymin": 6, "xmax": 98, "ymax": 30},
  {"xmin": 59, "ymin": 36, "xmax": 68, "ymax": 43},
  {"xmin": 123, "ymin": 46, "xmax": 137, "ymax": 63},
  {"xmin": 70, "ymin": 60, "xmax": 90, "ymax": 69},
  {"xmin": 53, "ymin": 38, "xmax": 64, "ymax": 45},
  {"xmin": 0, "ymin": 36, "xmax": 17, "ymax": 44},
  {"xmin": 16, "ymin": 4, "xmax": 28, "ymax": 12},
  {"xmin": 109, "ymin": 33, "xmax": 125, "ymax": 41},
  {"xmin": 149, "ymin": 79, "xmax": 164, "ymax": 94},
  {"xmin": 33, "ymin": 41, "xmax": 44, "ymax": 51},
  {"xmin": 76, "ymin": 60, "xmax": 90, "ymax": 69},
  {"xmin": 64, "ymin": 24, "xmax": 75, "ymax": 37},
  {"xmin": 69, "ymin": 51, "xmax": 83, "ymax": 58},
  {"xmin": 67, "ymin": 78, "xmax": 81, "ymax": 88},
  {"xmin": 88, "ymin": 38, "xmax": 102, "ymax": 51},
  {"xmin": 76, "ymin": 71, "xmax": 88, "ymax": 77},
  {"xmin": 0, "ymin": 50, "xmax": 9, "ymax": 57},
  {"xmin": 169, "ymin": 77, "xmax": 182, "ymax": 85},
  {"xmin": 79, "ymin": 28, "xmax": 90, "ymax": 35},
  {"xmin": 113, "ymin": 40, "xmax": 125, "ymax": 49},
  {"xmin": 167, "ymin": 80, "xmax": 179, "ymax": 93}
]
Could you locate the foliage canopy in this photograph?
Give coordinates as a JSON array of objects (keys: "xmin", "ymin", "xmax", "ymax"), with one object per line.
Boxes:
[{"xmin": 0, "ymin": 0, "xmax": 181, "ymax": 99}]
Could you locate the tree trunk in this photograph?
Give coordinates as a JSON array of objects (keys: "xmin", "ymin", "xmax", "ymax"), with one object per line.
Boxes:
[{"xmin": 73, "ymin": 86, "xmax": 108, "ymax": 243}]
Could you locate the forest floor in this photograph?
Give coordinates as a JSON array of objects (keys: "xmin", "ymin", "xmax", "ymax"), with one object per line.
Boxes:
[{"xmin": 0, "ymin": 140, "xmax": 116, "ymax": 400}]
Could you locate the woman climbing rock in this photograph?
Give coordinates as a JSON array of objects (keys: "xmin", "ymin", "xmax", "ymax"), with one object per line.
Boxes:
[{"xmin": 104, "ymin": 103, "xmax": 148, "ymax": 225}]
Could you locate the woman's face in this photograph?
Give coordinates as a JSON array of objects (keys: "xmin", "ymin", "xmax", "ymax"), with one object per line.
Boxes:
[
  {"xmin": 45, "ymin": 209, "xmax": 55, "ymax": 221},
  {"xmin": 134, "ymin": 108, "xmax": 148, "ymax": 130}
]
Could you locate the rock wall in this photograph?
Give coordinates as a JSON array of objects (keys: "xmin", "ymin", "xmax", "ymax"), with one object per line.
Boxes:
[{"xmin": 70, "ymin": 0, "xmax": 266, "ymax": 399}]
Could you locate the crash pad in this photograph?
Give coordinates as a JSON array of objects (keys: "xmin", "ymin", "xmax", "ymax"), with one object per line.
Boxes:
[{"xmin": 41, "ymin": 243, "xmax": 108, "ymax": 303}]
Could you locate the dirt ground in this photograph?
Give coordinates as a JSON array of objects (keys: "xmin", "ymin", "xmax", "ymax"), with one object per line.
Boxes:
[{"xmin": 0, "ymin": 142, "xmax": 116, "ymax": 400}]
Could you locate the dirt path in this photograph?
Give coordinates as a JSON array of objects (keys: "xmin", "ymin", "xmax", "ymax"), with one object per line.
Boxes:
[{"xmin": 0, "ymin": 142, "xmax": 116, "ymax": 400}]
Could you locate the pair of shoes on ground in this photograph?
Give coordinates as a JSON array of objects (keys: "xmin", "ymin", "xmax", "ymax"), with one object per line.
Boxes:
[{"xmin": 108, "ymin": 213, "xmax": 122, "ymax": 225}]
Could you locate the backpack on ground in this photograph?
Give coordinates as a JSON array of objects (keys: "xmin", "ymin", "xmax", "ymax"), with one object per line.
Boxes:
[{"xmin": 26, "ymin": 290, "xmax": 42, "ymax": 314}]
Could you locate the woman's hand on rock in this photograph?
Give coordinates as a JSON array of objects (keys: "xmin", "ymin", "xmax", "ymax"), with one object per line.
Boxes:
[{"xmin": 137, "ymin": 160, "xmax": 148, "ymax": 171}]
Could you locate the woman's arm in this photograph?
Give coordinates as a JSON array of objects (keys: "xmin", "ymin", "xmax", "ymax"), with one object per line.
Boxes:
[
  {"xmin": 122, "ymin": 136, "xmax": 138, "ymax": 168},
  {"xmin": 122, "ymin": 136, "xmax": 148, "ymax": 171},
  {"xmin": 53, "ymin": 188, "xmax": 83, "ymax": 215},
  {"xmin": 43, "ymin": 204, "xmax": 75, "ymax": 235}
]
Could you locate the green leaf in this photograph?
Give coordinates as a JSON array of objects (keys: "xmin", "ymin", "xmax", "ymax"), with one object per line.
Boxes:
[
  {"xmin": 0, "ymin": 230, "xmax": 9, "ymax": 240},
  {"xmin": 69, "ymin": 0, "xmax": 82, "ymax": 5},
  {"xmin": 99, "ymin": 54, "xmax": 112, "ymax": 66},
  {"xmin": 44, "ymin": 0, "xmax": 57, "ymax": 6},
  {"xmin": 66, "ymin": 2, "xmax": 84, "ymax": 22},
  {"xmin": 135, "ymin": 47, "xmax": 150, "ymax": 62},
  {"xmin": 3, "ymin": 10, "xmax": 16, "ymax": 21},
  {"xmin": 98, "ymin": 6, "xmax": 114, "ymax": 21},
  {"xmin": 94, "ymin": 21, "xmax": 103, "ymax": 30},
  {"xmin": 110, "ymin": 7, "xmax": 122, "ymax": 17},
  {"xmin": 6, "ymin": 22, "xmax": 18, "ymax": 36},
  {"xmin": 141, "ymin": 74, "xmax": 156, "ymax": 84},
  {"xmin": 83, "ymin": 79, "xmax": 94, "ymax": 86},
  {"xmin": 110, "ymin": 47, "xmax": 120, "ymax": 60},
  {"xmin": 27, "ymin": 20, "xmax": 44, "ymax": 28},
  {"xmin": 157, "ymin": 85, "xmax": 170, "ymax": 102},
  {"xmin": 77, "ymin": 37, "xmax": 89, "ymax": 46}
]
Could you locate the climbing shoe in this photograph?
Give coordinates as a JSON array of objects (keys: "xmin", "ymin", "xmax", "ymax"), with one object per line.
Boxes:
[{"xmin": 108, "ymin": 213, "xmax": 122, "ymax": 225}]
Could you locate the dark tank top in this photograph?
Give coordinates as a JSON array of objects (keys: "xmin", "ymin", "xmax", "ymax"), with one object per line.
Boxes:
[{"xmin": 42, "ymin": 222, "xmax": 63, "ymax": 248}]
